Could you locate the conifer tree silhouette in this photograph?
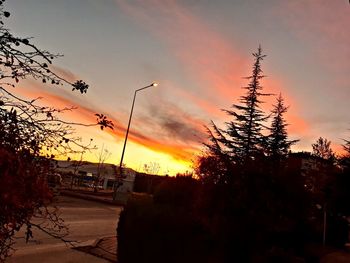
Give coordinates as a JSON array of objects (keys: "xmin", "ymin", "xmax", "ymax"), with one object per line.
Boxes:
[
  {"xmin": 267, "ymin": 93, "xmax": 298, "ymax": 158},
  {"xmin": 209, "ymin": 46, "xmax": 271, "ymax": 163},
  {"xmin": 343, "ymin": 139, "xmax": 350, "ymax": 155},
  {"xmin": 312, "ymin": 137, "xmax": 335, "ymax": 162}
]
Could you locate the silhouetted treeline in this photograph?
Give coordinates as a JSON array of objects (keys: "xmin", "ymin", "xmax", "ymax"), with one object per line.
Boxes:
[
  {"xmin": 117, "ymin": 47, "xmax": 350, "ymax": 262},
  {"xmin": 118, "ymin": 155, "xmax": 350, "ymax": 262},
  {"xmin": 133, "ymin": 172, "xmax": 166, "ymax": 193}
]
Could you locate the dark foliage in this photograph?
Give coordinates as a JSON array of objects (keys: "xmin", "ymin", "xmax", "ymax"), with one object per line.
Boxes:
[
  {"xmin": 0, "ymin": 1, "xmax": 113, "ymax": 260},
  {"xmin": 267, "ymin": 94, "xmax": 298, "ymax": 159},
  {"xmin": 117, "ymin": 164, "xmax": 311, "ymax": 262},
  {"xmin": 0, "ymin": 147, "xmax": 52, "ymax": 260},
  {"xmin": 118, "ymin": 153, "xmax": 349, "ymax": 262},
  {"xmin": 117, "ymin": 193, "xmax": 216, "ymax": 263},
  {"xmin": 343, "ymin": 139, "xmax": 350, "ymax": 156},
  {"xmin": 339, "ymin": 139, "xmax": 350, "ymax": 170},
  {"xmin": 133, "ymin": 173, "xmax": 167, "ymax": 194},
  {"xmin": 312, "ymin": 137, "xmax": 336, "ymax": 163},
  {"xmin": 195, "ymin": 150, "xmax": 234, "ymax": 185},
  {"xmin": 196, "ymin": 157, "xmax": 312, "ymax": 261},
  {"xmin": 209, "ymin": 46, "xmax": 271, "ymax": 163},
  {"xmin": 153, "ymin": 175, "xmax": 198, "ymax": 208},
  {"xmin": 95, "ymin": 113, "xmax": 114, "ymax": 130},
  {"xmin": 0, "ymin": 110, "xmax": 71, "ymax": 261}
]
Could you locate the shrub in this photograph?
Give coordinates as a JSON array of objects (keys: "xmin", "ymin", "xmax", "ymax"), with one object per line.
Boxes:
[
  {"xmin": 117, "ymin": 192, "xmax": 217, "ymax": 263},
  {"xmin": 153, "ymin": 176, "xmax": 198, "ymax": 209}
]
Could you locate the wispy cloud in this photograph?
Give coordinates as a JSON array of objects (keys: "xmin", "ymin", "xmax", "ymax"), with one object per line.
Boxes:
[
  {"xmin": 115, "ymin": 0, "xmax": 309, "ymax": 138},
  {"xmin": 276, "ymin": 0, "xmax": 350, "ymax": 90},
  {"xmin": 14, "ymin": 77, "xmax": 203, "ymax": 161},
  {"xmin": 49, "ymin": 65, "xmax": 77, "ymax": 83},
  {"xmin": 145, "ymin": 99, "xmax": 207, "ymax": 143},
  {"xmin": 116, "ymin": 0, "xmax": 247, "ymax": 100}
]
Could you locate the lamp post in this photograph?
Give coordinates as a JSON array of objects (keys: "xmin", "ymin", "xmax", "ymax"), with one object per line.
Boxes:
[{"xmin": 113, "ymin": 82, "xmax": 158, "ymax": 200}]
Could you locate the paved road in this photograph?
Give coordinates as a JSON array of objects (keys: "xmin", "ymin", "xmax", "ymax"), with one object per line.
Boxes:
[{"xmin": 7, "ymin": 196, "xmax": 122, "ymax": 263}]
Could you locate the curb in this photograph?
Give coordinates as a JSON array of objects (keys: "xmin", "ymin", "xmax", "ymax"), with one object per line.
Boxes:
[
  {"xmin": 74, "ymin": 238, "xmax": 101, "ymax": 248},
  {"xmin": 73, "ymin": 236, "xmax": 117, "ymax": 263},
  {"xmin": 60, "ymin": 190, "xmax": 124, "ymax": 206}
]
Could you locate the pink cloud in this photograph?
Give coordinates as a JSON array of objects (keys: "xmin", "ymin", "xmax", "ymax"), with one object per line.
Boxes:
[
  {"xmin": 14, "ymin": 80, "xmax": 204, "ymax": 161},
  {"xmin": 116, "ymin": 0, "xmax": 248, "ymax": 100},
  {"xmin": 115, "ymin": 0, "xmax": 310, "ymax": 138},
  {"xmin": 275, "ymin": 0, "xmax": 350, "ymax": 89}
]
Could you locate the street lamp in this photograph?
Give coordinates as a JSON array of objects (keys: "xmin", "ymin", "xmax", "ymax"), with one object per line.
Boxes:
[{"xmin": 113, "ymin": 82, "xmax": 158, "ymax": 199}]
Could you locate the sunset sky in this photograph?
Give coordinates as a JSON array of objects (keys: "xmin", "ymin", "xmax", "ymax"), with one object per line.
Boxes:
[{"xmin": 5, "ymin": 0, "xmax": 350, "ymax": 175}]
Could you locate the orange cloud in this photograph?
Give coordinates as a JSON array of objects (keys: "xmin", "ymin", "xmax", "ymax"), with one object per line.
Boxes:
[
  {"xmin": 109, "ymin": 127, "xmax": 199, "ymax": 161},
  {"xmin": 14, "ymin": 80, "xmax": 203, "ymax": 162},
  {"xmin": 116, "ymin": 0, "xmax": 248, "ymax": 100},
  {"xmin": 172, "ymin": 87, "xmax": 226, "ymax": 119},
  {"xmin": 116, "ymin": 0, "xmax": 309, "ymax": 138},
  {"xmin": 286, "ymin": 114, "xmax": 309, "ymax": 135}
]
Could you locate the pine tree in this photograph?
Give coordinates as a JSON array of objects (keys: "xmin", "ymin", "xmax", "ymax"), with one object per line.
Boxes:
[
  {"xmin": 268, "ymin": 93, "xmax": 298, "ymax": 158},
  {"xmin": 218, "ymin": 46, "xmax": 271, "ymax": 162},
  {"xmin": 343, "ymin": 139, "xmax": 350, "ymax": 156},
  {"xmin": 200, "ymin": 123, "xmax": 233, "ymax": 184},
  {"xmin": 339, "ymin": 139, "xmax": 350, "ymax": 169},
  {"xmin": 312, "ymin": 137, "xmax": 335, "ymax": 162}
]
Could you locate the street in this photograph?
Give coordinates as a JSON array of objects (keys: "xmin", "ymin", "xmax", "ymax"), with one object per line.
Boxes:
[{"xmin": 7, "ymin": 196, "xmax": 122, "ymax": 263}]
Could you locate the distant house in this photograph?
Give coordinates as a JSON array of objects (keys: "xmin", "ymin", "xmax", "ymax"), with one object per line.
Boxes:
[
  {"xmin": 287, "ymin": 152, "xmax": 337, "ymax": 196},
  {"xmin": 55, "ymin": 160, "xmax": 136, "ymax": 190}
]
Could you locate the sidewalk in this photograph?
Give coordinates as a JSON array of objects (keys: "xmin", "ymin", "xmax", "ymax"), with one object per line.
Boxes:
[
  {"xmin": 74, "ymin": 236, "xmax": 117, "ymax": 263},
  {"xmin": 60, "ymin": 189, "xmax": 120, "ymax": 262}
]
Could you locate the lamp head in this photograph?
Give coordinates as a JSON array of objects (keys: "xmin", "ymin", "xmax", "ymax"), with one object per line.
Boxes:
[{"xmin": 152, "ymin": 82, "xmax": 158, "ymax": 87}]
